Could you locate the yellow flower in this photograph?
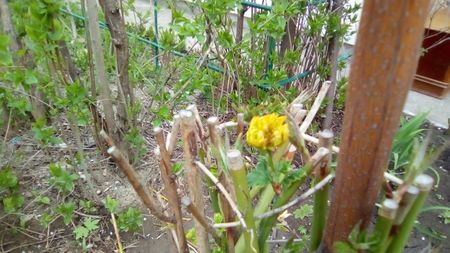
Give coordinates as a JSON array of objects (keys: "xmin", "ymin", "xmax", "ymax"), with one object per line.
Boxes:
[{"xmin": 246, "ymin": 113, "xmax": 289, "ymax": 150}]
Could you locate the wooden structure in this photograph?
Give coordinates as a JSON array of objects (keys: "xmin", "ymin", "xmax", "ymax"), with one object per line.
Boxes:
[
  {"xmin": 412, "ymin": 6, "xmax": 450, "ymax": 98},
  {"xmin": 321, "ymin": 0, "xmax": 431, "ymax": 252}
]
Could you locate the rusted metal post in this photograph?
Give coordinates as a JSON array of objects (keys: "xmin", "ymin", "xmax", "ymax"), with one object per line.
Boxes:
[{"xmin": 321, "ymin": 1, "xmax": 431, "ymax": 251}]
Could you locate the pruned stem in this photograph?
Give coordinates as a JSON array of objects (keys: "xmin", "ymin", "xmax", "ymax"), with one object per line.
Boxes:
[
  {"xmin": 387, "ymin": 174, "xmax": 434, "ymax": 253},
  {"xmin": 166, "ymin": 114, "xmax": 181, "ymax": 156},
  {"xmin": 372, "ymin": 199, "xmax": 399, "ymax": 253},
  {"xmin": 310, "ymin": 130, "xmax": 334, "ymax": 251},
  {"xmin": 154, "ymin": 127, "xmax": 188, "ymax": 253},
  {"xmin": 195, "ymin": 161, "xmax": 247, "ymax": 230},
  {"xmin": 181, "ymin": 196, "xmax": 221, "ymax": 244},
  {"xmin": 180, "ymin": 110, "xmax": 210, "ymax": 253},
  {"xmin": 106, "ymin": 146, "xmax": 174, "ymax": 223},
  {"xmin": 100, "ymin": 131, "xmax": 174, "ymax": 223},
  {"xmin": 258, "ymin": 147, "xmax": 329, "ymax": 252},
  {"xmin": 228, "ymin": 150, "xmax": 258, "ymax": 253}
]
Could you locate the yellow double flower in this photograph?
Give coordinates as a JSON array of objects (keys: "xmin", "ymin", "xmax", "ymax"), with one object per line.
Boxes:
[{"xmin": 246, "ymin": 113, "xmax": 289, "ymax": 151}]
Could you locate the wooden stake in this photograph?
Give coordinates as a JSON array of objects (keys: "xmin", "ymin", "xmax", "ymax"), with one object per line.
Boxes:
[
  {"xmin": 180, "ymin": 110, "xmax": 211, "ymax": 253},
  {"xmin": 321, "ymin": 1, "xmax": 431, "ymax": 251},
  {"xmin": 154, "ymin": 127, "xmax": 188, "ymax": 253}
]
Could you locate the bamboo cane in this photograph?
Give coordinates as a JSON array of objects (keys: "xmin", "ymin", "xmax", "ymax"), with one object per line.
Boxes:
[
  {"xmin": 228, "ymin": 150, "xmax": 258, "ymax": 253},
  {"xmin": 387, "ymin": 174, "xmax": 434, "ymax": 253},
  {"xmin": 154, "ymin": 127, "xmax": 188, "ymax": 253},
  {"xmin": 180, "ymin": 110, "xmax": 211, "ymax": 253},
  {"xmin": 310, "ymin": 130, "xmax": 334, "ymax": 251},
  {"xmin": 372, "ymin": 199, "xmax": 399, "ymax": 253}
]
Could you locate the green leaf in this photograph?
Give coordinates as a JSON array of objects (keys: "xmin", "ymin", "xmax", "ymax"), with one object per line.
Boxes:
[
  {"xmin": 80, "ymin": 199, "xmax": 96, "ymax": 213},
  {"xmin": 74, "ymin": 225, "xmax": 89, "ymax": 240},
  {"xmin": 0, "ymin": 167, "xmax": 19, "ymax": 191},
  {"xmin": 3, "ymin": 194, "xmax": 24, "ymax": 214},
  {"xmin": 186, "ymin": 227, "xmax": 197, "ymax": 245},
  {"xmin": 105, "ymin": 196, "xmax": 118, "ymax": 214},
  {"xmin": 56, "ymin": 201, "xmax": 75, "ymax": 225},
  {"xmin": 334, "ymin": 242, "xmax": 357, "ymax": 253},
  {"xmin": 24, "ymin": 70, "xmax": 38, "ymax": 85},
  {"xmin": 48, "ymin": 164, "xmax": 78, "ymax": 193},
  {"xmin": 117, "ymin": 207, "xmax": 142, "ymax": 232},
  {"xmin": 83, "ymin": 218, "xmax": 99, "ymax": 232},
  {"xmin": 37, "ymin": 196, "xmax": 50, "ymax": 205},
  {"xmin": 293, "ymin": 204, "xmax": 313, "ymax": 220},
  {"xmin": 39, "ymin": 212, "xmax": 54, "ymax": 229},
  {"xmin": 247, "ymin": 156, "xmax": 271, "ymax": 187}
]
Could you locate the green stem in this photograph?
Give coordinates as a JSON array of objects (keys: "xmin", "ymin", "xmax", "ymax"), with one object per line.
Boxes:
[
  {"xmin": 386, "ymin": 174, "xmax": 433, "ymax": 253},
  {"xmin": 257, "ymin": 164, "xmax": 314, "ymax": 252},
  {"xmin": 236, "ymin": 185, "xmax": 276, "ymax": 253},
  {"xmin": 310, "ymin": 182, "xmax": 329, "ymax": 251},
  {"xmin": 372, "ymin": 199, "xmax": 398, "ymax": 253},
  {"xmin": 229, "ymin": 150, "xmax": 258, "ymax": 253}
]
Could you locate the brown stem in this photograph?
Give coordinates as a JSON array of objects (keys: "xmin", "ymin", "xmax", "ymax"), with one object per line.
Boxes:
[
  {"xmin": 180, "ymin": 110, "xmax": 211, "ymax": 253},
  {"xmin": 154, "ymin": 127, "xmax": 188, "ymax": 253},
  {"xmin": 100, "ymin": 131, "xmax": 174, "ymax": 224}
]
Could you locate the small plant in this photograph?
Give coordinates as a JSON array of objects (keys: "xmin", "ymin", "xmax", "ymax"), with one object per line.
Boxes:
[
  {"xmin": 293, "ymin": 204, "xmax": 314, "ymax": 220},
  {"xmin": 48, "ymin": 163, "xmax": 79, "ymax": 193},
  {"xmin": 74, "ymin": 217, "xmax": 99, "ymax": 251},
  {"xmin": 0, "ymin": 167, "xmax": 24, "ymax": 214},
  {"xmin": 80, "ymin": 199, "xmax": 97, "ymax": 213},
  {"xmin": 439, "ymin": 210, "xmax": 450, "ymax": 225},
  {"xmin": 31, "ymin": 118, "xmax": 61, "ymax": 147},
  {"xmin": 56, "ymin": 201, "xmax": 75, "ymax": 225},
  {"xmin": 117, "ymin": 207, "xmax": 143, "ymax": 233}
]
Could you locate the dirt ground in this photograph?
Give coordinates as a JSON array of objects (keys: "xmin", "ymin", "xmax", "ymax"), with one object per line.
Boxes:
[{"xmin": 0, "ymin": 116, "xmax": 448, "ymax": 253}]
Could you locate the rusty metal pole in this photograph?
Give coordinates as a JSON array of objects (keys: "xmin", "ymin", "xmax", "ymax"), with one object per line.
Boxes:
[{"xmin": 321, "ymin": 1, "xmax": 431, "ymax": 252}]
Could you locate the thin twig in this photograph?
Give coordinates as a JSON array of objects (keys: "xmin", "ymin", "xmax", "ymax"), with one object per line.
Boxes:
[
  {"xmin": 300, "ymin": 81, "xmax": 331, "ymax": 134},
  {"xmin": 111, "ymin": 213, "xmax": 124, "ymax": 253},
  {"xmin": 257, "ymin": 174, "xmax": 335, "ymax": 219},
  {"xmin": 195, "ymin": 161, "xmax": 248, "ymax": 230},
  {"xmin": 301, "ymin": 133, "xmax": 403, "ymax": 185}
]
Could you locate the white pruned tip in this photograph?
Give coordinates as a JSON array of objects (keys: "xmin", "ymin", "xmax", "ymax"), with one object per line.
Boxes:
[
  {"xmin": 207, "ymin": 116, "xmax": 219, "ymax": 125},
  {"xmin": 227, "ymin": 150, "xmax": 243, "ymax": 170},
  {"xmin": 179, "ymin": 110, "xmax": 193, "ymax": 119},
  {"xmin": 107, "ymin": 146, "xmax": 116, "ymax": 155},
  {"xmin": 383, "ymin": 199, "xmax": 399, "ymax": 210},
  {"xmin": 319, "ymin": 129, "xmax": 334, "ymax": 139},
  {"xmin": 154, "ymin": 147, "xmax": 160, "ymax": 156},
  {"xmin": 291, "ymin": 103, "xmax": 304, "ymax": 111},
  {"xmin": 181, "ymin": 196, "xmax": 191, "ymax": 207},
  {"xmin": 153, "ymin": 127, "xmax": 162, "ymax": 134},
  {"xmin": 406, "ymin": 185, "xmax": 419, "ymax": 195},
  {"xmin": 414, "ymin": 174, "xmax": 434, "ymax": 191}
]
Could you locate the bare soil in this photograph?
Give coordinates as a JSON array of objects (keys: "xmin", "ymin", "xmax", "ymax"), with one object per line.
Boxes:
[{"xmin": 0, "ymin": 114, "xmax": 448, "ymax": 253}]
